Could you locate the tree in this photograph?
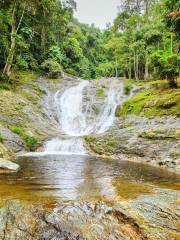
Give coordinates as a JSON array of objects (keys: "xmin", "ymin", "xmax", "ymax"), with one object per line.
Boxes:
[
  {"xmin": 149, "ymin": 51, "xmax": 179, "ymax": 87},
  {"xmin": 2, "ymin": 0, "xmax": 26, "ymax": 78}
]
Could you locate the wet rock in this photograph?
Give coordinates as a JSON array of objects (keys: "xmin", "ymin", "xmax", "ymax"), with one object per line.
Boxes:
[
  {"xmin": 124, "ymin": 189, "xmax": 180, "ymax": 240},
  {"xmin": 0, "ymin": 158, "xmax": 20, "ymax": 172},
  {"xmin": 0, "ymin": 200, "xmax": 146, "ymax": 240}
]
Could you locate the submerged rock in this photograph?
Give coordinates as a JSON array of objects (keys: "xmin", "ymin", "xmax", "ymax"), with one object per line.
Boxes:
[{"xmin": 0, "ymin": 158, "xmax": 20, "ymax": 172}]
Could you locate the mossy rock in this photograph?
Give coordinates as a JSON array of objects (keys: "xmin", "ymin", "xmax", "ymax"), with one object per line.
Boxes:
[{"xmin": 120, "ymin": 88, "xmax": 180, "ymax": 117}]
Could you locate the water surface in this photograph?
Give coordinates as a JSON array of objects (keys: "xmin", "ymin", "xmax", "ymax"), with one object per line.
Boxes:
[{"xmin": 0, "ymin": 155, "xmax": 179, "ymax": 201}]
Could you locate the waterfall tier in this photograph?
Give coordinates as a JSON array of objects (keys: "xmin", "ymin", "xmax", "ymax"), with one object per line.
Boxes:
[{"xmin": 44, "ymin": 79, "xmax": 128, "ymax": 155}]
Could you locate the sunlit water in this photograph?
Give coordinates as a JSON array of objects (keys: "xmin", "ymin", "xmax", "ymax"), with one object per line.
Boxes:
[{"xmin": 0, "ymin": 155, "xmax": 179, "ymax": 201}]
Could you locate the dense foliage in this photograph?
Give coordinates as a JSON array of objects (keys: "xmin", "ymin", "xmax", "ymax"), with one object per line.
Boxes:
[
  {"xmin": 0, "ymin": 0, "xmax": 106, "ymax": 79},
  {"xmin": 103, "ymin": 0, "xmax": 180, "ymax": 87},
  {"xmin": 0, "ymin": 0, "xmax": 179, "ymax": 86}
]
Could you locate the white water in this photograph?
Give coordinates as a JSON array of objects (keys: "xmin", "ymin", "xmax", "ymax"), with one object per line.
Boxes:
[{"xmin": 44, "ymin": 79, "xmax": 127, "ymax": 155}]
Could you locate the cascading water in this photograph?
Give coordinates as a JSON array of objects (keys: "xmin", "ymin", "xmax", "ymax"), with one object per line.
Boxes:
[{"xmin": 44, "ymin": 79, "xmax": 128, "ymax": 155}]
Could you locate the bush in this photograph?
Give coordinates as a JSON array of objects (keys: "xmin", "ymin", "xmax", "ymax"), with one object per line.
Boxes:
[
  {"xmin": 41, "ymin": 59, "xmax": 63, "ymax": 78},
  {"xmin": 16, "ymin": 55, "xmax": 29, "ymax": 70},
  {"xmin": 48, "ymin": 46, "xmax": 64, "ymax": 63}
]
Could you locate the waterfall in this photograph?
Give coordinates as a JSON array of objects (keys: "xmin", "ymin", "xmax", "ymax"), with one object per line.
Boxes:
[{"xmin": 44, "ymin": 79, "xmax": 127, "ymax": 155}]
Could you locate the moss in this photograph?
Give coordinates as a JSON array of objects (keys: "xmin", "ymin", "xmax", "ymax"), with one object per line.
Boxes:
[
  {"xmin": 137, "ymin": 79, "xmax": 168, "ymax": 86},
  {"xmin": 96, "ymin": 88, "xmax": 104, "ymax": 97},
  {"xmin": 10, "ymin": 71, "xmax": 38, "ymax": 86},
  {"xmin": 139, "ymin": 129, "xmax": 180, "ymax": 140},
  {"xmin": 120, "ymin": 88, "xmax": 180, "ymax": 117}
]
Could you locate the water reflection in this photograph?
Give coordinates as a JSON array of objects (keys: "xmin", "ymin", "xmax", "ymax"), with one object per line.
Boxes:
[{"xmin": 0, "ymin": 155, "xmax": 179, "ymax": 201}]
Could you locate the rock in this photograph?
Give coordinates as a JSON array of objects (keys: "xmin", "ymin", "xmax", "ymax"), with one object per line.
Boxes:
[
  {"xmin": 0, "ymin": 158, "xmax": 20, "ymax": 172},
  {"xmin": 0, "ymin": 125, "xmax": 25, "ymax": 152},
  {"xmin": 0, "ymin": 200, "xmax": 146, "ymax": 240},
  {"xmin": 85, "ymin": 115, "xmax": 180, "ymax": 173}
]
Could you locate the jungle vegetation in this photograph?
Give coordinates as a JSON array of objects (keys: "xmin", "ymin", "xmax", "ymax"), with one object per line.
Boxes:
[{"xmin": 0, "ymin": 0, "xmax": 179, "ymax": 87}]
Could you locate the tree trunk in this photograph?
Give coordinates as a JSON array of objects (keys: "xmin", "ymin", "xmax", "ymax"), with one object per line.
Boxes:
[
  {"xmin": 41, "ymin": 11, "xmax": 46, "ymax": 51},
  {"xmin": 129, "ymin": 59, "xmax": 132, "ymax": 80},
  {"xmin": 136, "ymin": 54, "xmax": 139, "ymax": 80},
  {"xmin": 41, "ymin": 26, "xmax": 46, "ymax": 51},
  {"xmin": 134, "ymin": 52, "xmax": 137, "ymax": 81},
  {"xmin": 145, "ymin": 51, "xmax": 149, "ymax": 80},
  {"xmin": 115, "ymin": 54, "xmax": 118, "ymax": 78},
  {"xmin": 2, "ymin": 35, "xmax": 16, "ymax": 77},
  {"xmin": 2, "ymin": 2, "xmax": 26, "ymax": 79}
]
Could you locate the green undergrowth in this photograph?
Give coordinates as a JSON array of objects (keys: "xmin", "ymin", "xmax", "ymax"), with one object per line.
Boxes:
[
  {"xmin": 0, "ymin": 82, "xmax": 11, "ymax": 91},
  {"xmin": 10, "ymin": 127, "xmax": 37, "ymax": 151},
  {"xmin": 10, "ymin": 71, "xmax": 39, "ymax": 86},
  {"xmin": 119, "ymin": 87, "xmax": 180, "ymax": 117}
]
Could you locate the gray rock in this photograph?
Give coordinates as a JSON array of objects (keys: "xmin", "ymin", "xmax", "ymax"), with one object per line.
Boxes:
[
  {"xmin": 0, "ymin": 126, "xmax": 25, "ymax": 152},
  {"xmin": 0, "ymin": 158, "xmax": 20, "ymax": 172}
]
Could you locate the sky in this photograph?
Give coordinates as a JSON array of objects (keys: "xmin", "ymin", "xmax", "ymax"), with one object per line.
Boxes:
[{"xmin": 74, "ymin": 0, "xmax": 119, "ymax": 29}]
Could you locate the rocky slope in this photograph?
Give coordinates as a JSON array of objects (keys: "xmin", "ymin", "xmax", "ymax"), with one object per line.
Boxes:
[{"xmin": 85, "ymin": 115, "xmax": 180, "ymax": 172}]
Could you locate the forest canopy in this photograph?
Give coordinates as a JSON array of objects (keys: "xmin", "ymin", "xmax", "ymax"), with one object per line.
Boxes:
[{"xmin": 0, "ymin": 0, "xmax": 179, "ymax": 87}]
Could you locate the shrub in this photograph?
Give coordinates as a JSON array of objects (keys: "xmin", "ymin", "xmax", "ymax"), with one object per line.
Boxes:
[
  {"xmin": 0, "ymin": 134, "xmax": 4, "ymax": 143},
  {"xmin": 16, "ymin": 55, "xmax": 29, "ymax": 70},
  {"xmin": 48, "ymin": 46, "xmax": 64, "ymax": 63},
  {"xmin": 41, "ymin": 59, "xmax": 63, "ymax": 78}
]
